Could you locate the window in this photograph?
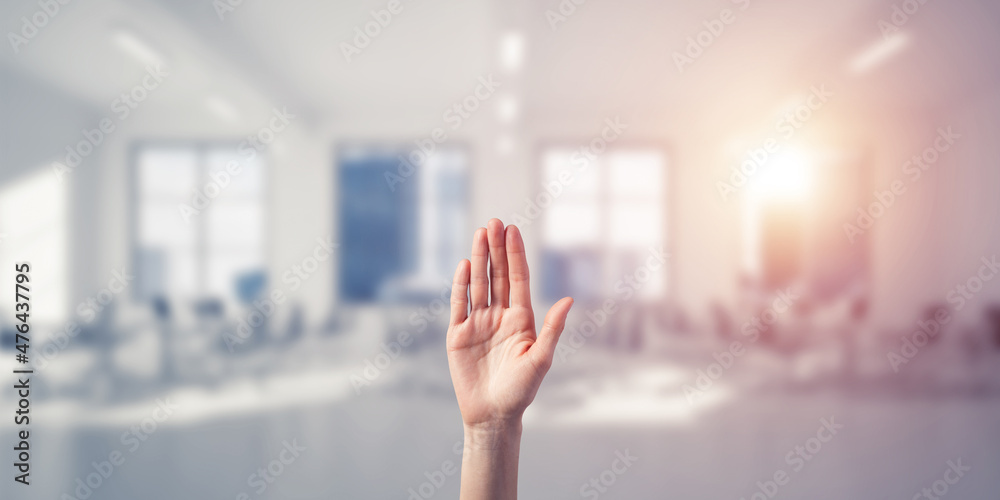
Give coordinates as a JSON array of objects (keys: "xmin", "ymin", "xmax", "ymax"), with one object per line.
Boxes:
[
  {"xmin": 0, "ymin": 169, "xmax": 68, "ymax": 326},
  {"xmin": 133, "ymin": 145, "xmax": 265, "ymax": 311},
  {"xmin": 540, "ymin": 147, "xmax": 667, "ymax": 302},
  {"xmin": 338, "ymin": 145, "xmax": 468, "ymax": 303}
]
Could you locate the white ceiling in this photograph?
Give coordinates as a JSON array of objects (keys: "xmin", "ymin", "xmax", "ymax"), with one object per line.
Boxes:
[{"xmin": 2, "ymin": 0, "xmax": 998, "ymax": 133}]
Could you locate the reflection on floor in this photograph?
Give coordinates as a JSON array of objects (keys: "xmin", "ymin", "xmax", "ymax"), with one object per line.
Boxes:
[{"xmin": 5, "ymin": 342, "xmax": 998, "ymax": 500}]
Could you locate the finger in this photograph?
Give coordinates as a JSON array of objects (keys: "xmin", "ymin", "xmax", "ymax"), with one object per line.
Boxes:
[
  {"xmin": 531, "ymin": 297, "xmax": 574, "ymax": 369},
  {"xmin": 470, "ymin": 227, "xmax": 489, "ymax": 308},
  {"xmin": 506, "ymin": 225, "xmax": 532, "ymax": 308},
  {"xmin": 487, "ymin": 218, "xmax": 509, "ymax": 308},
  {"xmin": 449, "ymin": 259, "xmax": 470, "ymax": 326}
]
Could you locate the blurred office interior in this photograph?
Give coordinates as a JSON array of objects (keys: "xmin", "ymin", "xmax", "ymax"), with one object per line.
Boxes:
[{"xmin": 2, "ymin": 0, "xmax": 1000, "ymax": 498}]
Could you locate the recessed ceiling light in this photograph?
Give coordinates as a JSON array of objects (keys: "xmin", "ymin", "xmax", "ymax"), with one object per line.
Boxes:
[
  {"xmin": 497, "ymin": 135, "xmax": 515, "ymax": 155},
  {"xmin": 496, "ymin": 94, "xmax": 519, "ymax": 123},
  {"xmin": 499, "ymin": 32, "xmax": 525, "ymax": 72}
]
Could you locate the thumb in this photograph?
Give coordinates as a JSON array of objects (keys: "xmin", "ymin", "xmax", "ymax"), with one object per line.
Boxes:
[{"xmin": 532, "ymin": 297, "xmax": 574, "ymax": 368}]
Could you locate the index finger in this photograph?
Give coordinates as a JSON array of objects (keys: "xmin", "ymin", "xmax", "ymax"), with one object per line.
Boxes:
[{"xmin": 449, "ymin": 259, "xmax": 470, "ymax": 325}]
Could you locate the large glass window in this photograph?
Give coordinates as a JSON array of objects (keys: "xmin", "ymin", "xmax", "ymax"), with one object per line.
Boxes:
[
  {"xmin": 540, "ymin": 147, "xmax": 667, "ymax": 302},
  {"xmin": 134, "ymin": 145, "xmax": 266, "ymax": 311},
  {"xmin": 0, "ymin": 169, "xmax": 68, "ymax": 326},
  {"xmin": 338, "ymin": 145, "xmax": 468, "ymax": 303}
]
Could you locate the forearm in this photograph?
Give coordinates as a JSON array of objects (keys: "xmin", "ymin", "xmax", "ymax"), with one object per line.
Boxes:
[{"xmin": 459, "ymin": 420, "xmax": 523, "ymax": 500}]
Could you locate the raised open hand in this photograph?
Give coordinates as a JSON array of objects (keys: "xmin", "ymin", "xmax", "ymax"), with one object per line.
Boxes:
[{"xmin": 446, "ymin": 219, "xmax": 574, "ymax": 428}]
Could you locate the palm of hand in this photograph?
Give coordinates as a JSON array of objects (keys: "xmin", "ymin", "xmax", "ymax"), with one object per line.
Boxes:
[
  {"xmin": 448, "ymin": 306, "xmax": 543, "ymax": 425},
  {"xmin": 446, "ymin": 220, "xmax": 574, "ymax": 427}
]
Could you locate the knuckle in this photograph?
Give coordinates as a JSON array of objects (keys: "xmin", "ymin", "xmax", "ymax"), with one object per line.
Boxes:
[
  {"xmin": 509, "ymin": 270, "xmax": 529, "ymax": 282},
  {"xmin": 535, "ymin": 356, "xmax": 552, "ymax": 371}
]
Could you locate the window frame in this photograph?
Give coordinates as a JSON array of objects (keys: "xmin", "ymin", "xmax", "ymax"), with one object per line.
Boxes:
[
  {"xmin": 534, "ymin": 139, "xmax": 675, "ymax": 304},
  {"xmin": 128, "ymin": 140, "xmax": 270, "ymax": 305},
  {"xmin": 333, "ymin": 140, "xmax": 473, "ymax": 305}
]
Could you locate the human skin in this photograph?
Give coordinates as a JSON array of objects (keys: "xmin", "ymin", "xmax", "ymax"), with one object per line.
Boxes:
[{"xmin": 446, "ymin": 218, "xmax": 574, "ymax": 500}]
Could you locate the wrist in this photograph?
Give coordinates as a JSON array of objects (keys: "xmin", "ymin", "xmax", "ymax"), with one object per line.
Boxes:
[{"xmin": 463, "ymin": 419, "xmax": 523, "ymax": 451}]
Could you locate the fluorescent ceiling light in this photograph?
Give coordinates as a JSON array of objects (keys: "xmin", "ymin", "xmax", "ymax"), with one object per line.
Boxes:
[
  {"xmin": 849, "ymin": 33, "xmax": 911, "ymax": 74},
  {"xmin": 206, "ymin": 96, "xmax": 241, "ymax": 123},
  {"xmin": 113, "ymin": 30, "xmax": 165, "ymax": 67}
]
